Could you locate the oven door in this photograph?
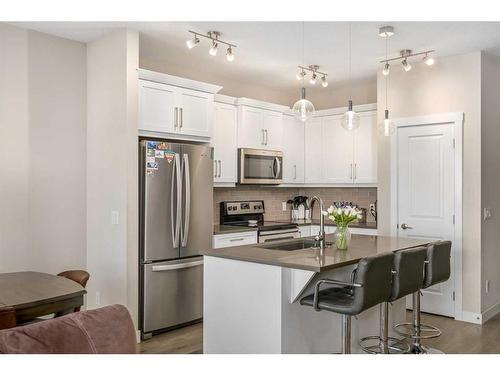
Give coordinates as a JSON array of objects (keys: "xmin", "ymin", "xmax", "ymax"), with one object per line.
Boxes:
[
  {"xmin": 238, "ymin": 148, "xmax": 283, "ymax": 185},
  {"xmin": 258, "ymin": 228, "xmax": 300, "ymax": 243}
]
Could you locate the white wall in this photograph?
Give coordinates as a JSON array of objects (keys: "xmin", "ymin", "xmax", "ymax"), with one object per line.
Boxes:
[
  {"xmin": 86, "ymin": 29, "xmax": 139, "ymax": 325},
  {"xmin": 377, "ymin": 52, "xmax": 482, "ymax": 315},
  {"xmin": 0, "ymin": 23, "xmax": 87, "ymax": 275},
  {"xmin": 480, "ymin": 51, "xmax": 500, "ymax": 313}
]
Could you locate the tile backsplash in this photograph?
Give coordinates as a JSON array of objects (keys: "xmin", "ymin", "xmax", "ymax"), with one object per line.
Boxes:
[{"xmin": 214, "ymin": 186, "xmax": 377, "ymax": 223}]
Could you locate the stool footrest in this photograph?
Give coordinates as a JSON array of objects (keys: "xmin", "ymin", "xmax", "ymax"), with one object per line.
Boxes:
[
  {"xmin": 394, "ymin": 322, "xmax": 441, "ymax": 339},
  {"xmin": 359, "ymin": 335, "xmax": 410, "ymax": 354}
]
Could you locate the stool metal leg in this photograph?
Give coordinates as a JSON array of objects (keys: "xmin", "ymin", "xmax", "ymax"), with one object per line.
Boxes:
[
  {"xmin": 359, "ymin": 302, "xmax": 410, "ymax": 354},
  {"xmin": 342, "ymin": 315, "xmax": 351, "ymax": 354}
]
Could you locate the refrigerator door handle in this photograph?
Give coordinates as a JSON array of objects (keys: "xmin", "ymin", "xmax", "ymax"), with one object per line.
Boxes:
[
  {"xmin": 181, "ymin": 153, "xmax": 191, "ymax": 247},
  {"xmin": 151, "ymin": 259, "xmax": 203, "ymax": 272},
  {"xmin": 170, "ymin": 153, "xmax": 181, "ymax": 247}
]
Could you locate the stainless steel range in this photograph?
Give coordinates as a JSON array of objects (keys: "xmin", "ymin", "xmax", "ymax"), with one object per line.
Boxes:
[{"xmin": 220, "ymin": 200, "xmax": 299, "ymax": 243}]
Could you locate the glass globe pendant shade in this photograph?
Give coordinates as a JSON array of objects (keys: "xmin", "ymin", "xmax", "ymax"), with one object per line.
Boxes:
[
  {"xmin": 341, "ymin": 100, "xmax": 360, "ymax": 130},
  {"xmin": 292, "ymin": 88, "xmax": 315, "ymax": 122}
]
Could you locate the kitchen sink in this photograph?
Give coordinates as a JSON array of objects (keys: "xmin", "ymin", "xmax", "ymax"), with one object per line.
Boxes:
[{"xmin": 259, "ymin": 238, "xmax": 320, "ymax": 251}]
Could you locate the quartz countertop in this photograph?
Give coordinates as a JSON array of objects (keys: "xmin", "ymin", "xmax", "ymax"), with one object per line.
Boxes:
[{"xmin": 202, "ymin": 234, "xmax": 430, "ymax": 272}]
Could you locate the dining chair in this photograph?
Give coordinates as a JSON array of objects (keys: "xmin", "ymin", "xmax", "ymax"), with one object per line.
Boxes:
[{"xmin": 56, "ymin": 270, "xmax": 90, "ymax": 315}]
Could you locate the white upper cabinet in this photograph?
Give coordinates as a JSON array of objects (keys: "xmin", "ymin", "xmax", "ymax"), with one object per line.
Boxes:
[
  {"xmin": 323, "ymin": 115, "xmax": 355, "ymax": 183},
  {"xmin": 282, "ymin": 115, "xmax": 305, "ymax": 183},
  {"xmin": 138, "ymin": 70, "xmax": 222, "ymax": 140},
  {"xmin": 236, "ymin": 98, "xmax": 288, "ymax": 151},
  {"xmin": 304, "ymin": 117, "xmax": 323, "ymax": 183},
  {"xmin": 213, "ymin": 101, "xmax": 238, "ymax": 184},
  {"xmin": 139, "ymin": 80, "xmax": 177, "ymax": 134},
  {"xmin": 304, "ymin": 107, "xmax": 377, "ymax": 185},
  {"xmin": 353, "ymin": 111, "xmax": 378, "ymax": 183},
  {"xmin": 176, "ymin": 88, "xmax": 214, "ymax": 138}
]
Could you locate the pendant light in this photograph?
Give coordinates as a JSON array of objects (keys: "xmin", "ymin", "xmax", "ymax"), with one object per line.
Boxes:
[
  {"xmin": 381, "ymin": 28, "xmax": 394, "ymax": 136},
  {"xmin": 292, "ymin": 22, "xmax": 315, "ymax": 122},
  {"xmin": 342, "ymin": 23, "xmax": 360, "ymax": 131}
]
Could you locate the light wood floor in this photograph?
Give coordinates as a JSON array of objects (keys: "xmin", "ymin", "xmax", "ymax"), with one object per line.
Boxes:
[{"xmin": 138, "ymin": 312, "xmax": 500, "ymax": 354}]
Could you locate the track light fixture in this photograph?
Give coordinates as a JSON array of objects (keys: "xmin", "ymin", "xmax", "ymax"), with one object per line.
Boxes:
[
  {"xmin": 423, "ymin": 53, "xmax": 435, "ymax": 66},
  {"xmin": 186, "ymin": 30, "xmax": 237, "ymax": 62},
  {"xmin": 382, "ymin": 62, "xmax": 390, "ymax": 76},
  {"xmin": 296, "ymin": 65, "xmax": 328, "ymax": 88}
]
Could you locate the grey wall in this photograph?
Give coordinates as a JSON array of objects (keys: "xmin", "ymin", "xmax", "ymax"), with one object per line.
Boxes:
[
  {"xmin": 0, "ymin": 23, "xmax": 87, "ymax": 275},
  {"xmin": 480, "ymin": 51, "xmax": 500, "ymax": 313}
]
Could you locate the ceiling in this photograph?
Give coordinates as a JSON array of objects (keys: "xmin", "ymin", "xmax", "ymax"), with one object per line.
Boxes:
[{"xmin": 12, "ymin": 21, "xmax": 500, "ymax": 91}]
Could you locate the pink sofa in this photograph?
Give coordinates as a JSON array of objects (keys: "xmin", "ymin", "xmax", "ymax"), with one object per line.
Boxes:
[{"xmin": 0, "ymin": 304, "xmax": 136, "ymax": 354}]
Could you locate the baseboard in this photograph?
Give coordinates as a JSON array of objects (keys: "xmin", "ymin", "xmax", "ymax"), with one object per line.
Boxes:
[
  {"xmin": 482, "ymin": 300, "xmax": 500, "ymax": 324},
  {"xmin": 459, "ymin": 310, "xmax": 482, "ymax": 325}
]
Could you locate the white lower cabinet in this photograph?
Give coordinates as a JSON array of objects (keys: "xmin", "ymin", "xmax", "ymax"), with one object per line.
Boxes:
[
  {"xmin": 298, "ymin": 226, "xmax": 311, "ymax": 238},
  {"xmin": 213, "ymin": 231, "xmax": 258, "ymax": 249}
]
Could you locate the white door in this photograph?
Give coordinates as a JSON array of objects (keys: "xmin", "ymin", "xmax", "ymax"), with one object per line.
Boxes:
[
  {"xmin": 323, "ymin": 115, "xmax": 354, "ymax": 183},
  {"xmin": 354, "ymin": 111, "xmax": 377, "ymax": 183},
  {"xmin": 238, "ymin": 106, "xmax": 265, "ymax": 148},
  {"xmin": 397, "ymin": 123, "xmax": 455, "ymax": 317},
  {"xmin": 177, "ymin": 88, "xmax": 213, "ymax": 138},
  {"xmin": 282, "ymin": 115, "xmax": 305, "ymax": 183},
  {"xmin": 304, "ymin": 117, "xmax": 323, "ymax": 183},
  {"xmin": 139, "ymin": 80, "xmax": 177, "ymax": 133},
  {"xmin": 262, "ymin": 110, "xmax": 283, "ymax": 150},
  {"xmin": 213, "ymin": 103, "xmax": 237, "ymax": 183}
]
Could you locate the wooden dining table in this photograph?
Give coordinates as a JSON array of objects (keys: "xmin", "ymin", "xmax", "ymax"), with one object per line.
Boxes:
[{"xmin": 0, "ymin": 271, "xmax": 86, "ymax": 327}]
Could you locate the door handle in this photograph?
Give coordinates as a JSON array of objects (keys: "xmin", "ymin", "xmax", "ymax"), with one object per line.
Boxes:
[
  {"xmin": 152, "ymin": 260, "xmax": 203, "ymax": 272},
  {"xmin": 171, "ymin": 154, "xmax": 181, "ymax": 247},
  {"xmin": 401, "ymin": 223, "xmax": 413, "ymax": 230},
  {"xmin": 218, "ymin": 160, "xmax": 222, "ymax": 178},
  {"xmin": 179, "ymin": 107, "xmax": 183, "ymax": 128},
  {"xmin": 181, "ymin": 154, "xmax": 191, "ymax": 247}
]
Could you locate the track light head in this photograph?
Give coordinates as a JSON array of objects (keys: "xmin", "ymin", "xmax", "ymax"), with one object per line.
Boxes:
[
  {"xmin": 309, "ymin": 73, "xmax": 317, "ymax": 85},
  {"xmin": 382, "ymin": 62, "xmax": 390, "ymax": 76},
  {"xmin": 226, "ymin": 46, "xmax": 234, "ymax": 61},
  {"xmin": 186, "ymin": 35, "xmax": 200, "ymax": 49},
  {"xmin": 296, "ymin": 69, "xmax": 306, "ymax": 80},
  {"xmin": 423, "ymin": 54, "xmax": 435, "ymax": 66},
  {"xmin": 209, "ymin": 41, "xmax": 218, "ymax": 56},
  {"xmin": 402, "ymin": 58, "xmax": 412, "ymax": 72},
  {"xmin": 321, "ymin": 75, "xmax": 328, "ymax": 88}
]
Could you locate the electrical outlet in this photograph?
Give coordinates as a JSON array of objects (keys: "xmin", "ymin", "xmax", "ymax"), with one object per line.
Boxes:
[
  {"xmin": 486, "ymin": 280, "xmax": 490, "ymax": 294},
  {"xmin": 369, "ymin": 203, "xmax": 376, "ymax": 212},
  {"xmin": 95, "ymin": 291, "xmax": 101, "ymax": 306},
  {"xmin": 282, "ymin": 202, "xmax": 287, "ymax": 211},
  {"xmin": 483, "ymin": 208, "xmax": 492, "ymax": 221}
]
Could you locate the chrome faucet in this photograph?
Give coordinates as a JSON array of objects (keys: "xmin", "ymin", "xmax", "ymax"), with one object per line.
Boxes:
[{"xmin": 310, "ymin": 196, "xmax": 326, "ymax": 254}]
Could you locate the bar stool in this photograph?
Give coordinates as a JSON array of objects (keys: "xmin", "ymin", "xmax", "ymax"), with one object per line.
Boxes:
[
  {"xmin": 394, "ymin": 241, "xmax": 452, "ymax": 354},
  {"xmin": 359, "ymin": 246, "xmax": 428, "ymax": 354},
  {"xmin": 300, "ymin": 252, "xmax": 394, "ymax": 354}
]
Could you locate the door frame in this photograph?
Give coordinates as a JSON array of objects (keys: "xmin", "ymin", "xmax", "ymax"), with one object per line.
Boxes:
[{"xmin": 390, "ymin": 112, "xmax": 464, "ymax": 321}]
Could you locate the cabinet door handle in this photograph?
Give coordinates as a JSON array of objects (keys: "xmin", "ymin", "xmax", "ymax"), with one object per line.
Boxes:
[
  {"xmin": 265, "ymin": 129, "xmax": 268, "ymax": 145},
  {"xmin": 261, "ymin": 129, "xmax": 265, "ymax": 145},
  {"xmin": 179, "ymin": 107, "xmax": 183, "ymax": 128},
  {"xmin": 294, "ymin": 165, "xmax": 297, "ymax": 179},
  {"xmin": 354, "ymin": 163, "xmax": 357, "ymax": 180},
  {"xmin": 230, "ymin": 237, "xmax": 245, "ymax": 242},
  {"xmin": 350, "ymin": 163, "xmax": 353, "ymax": 180},
  {"xmin": 174, "ymin": 107, "xmax": 178, "ymax": 128},
  {"xmin": 218, "ymin": 160, "xmax": 222, "ymax": 177},
  {"xmin": 214, "ymin": 160, "xmax": 218, "ymax": 178}
]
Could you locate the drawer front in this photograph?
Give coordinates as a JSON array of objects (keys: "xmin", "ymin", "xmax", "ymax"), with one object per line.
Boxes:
[{"xmin": 213, "ymin": 232, "xmax": 258, "ymax": 249}]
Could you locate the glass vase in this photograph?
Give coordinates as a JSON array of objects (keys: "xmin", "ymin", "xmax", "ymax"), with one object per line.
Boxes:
[{"xmin": 335, "ymin": 224, "xmax": 351, "ymax": 250}]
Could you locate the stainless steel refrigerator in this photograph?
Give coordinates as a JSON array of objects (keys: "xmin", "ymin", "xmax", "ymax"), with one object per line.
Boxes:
[{"xmin": 139, "ymin": 139, "xmax": 213, "ymax": 339}]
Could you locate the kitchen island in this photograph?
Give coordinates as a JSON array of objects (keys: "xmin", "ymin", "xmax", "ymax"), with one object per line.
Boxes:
[{"xmin": 202, "ymin": 234, "xmax": 430, "ymax": 354}]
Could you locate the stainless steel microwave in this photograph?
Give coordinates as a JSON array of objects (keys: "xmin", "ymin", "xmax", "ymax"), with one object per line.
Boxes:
[{"xmin": 238, "ymin": 148, "xmax": 283, "ymax": 185}]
